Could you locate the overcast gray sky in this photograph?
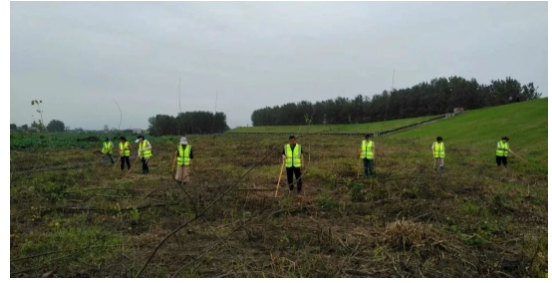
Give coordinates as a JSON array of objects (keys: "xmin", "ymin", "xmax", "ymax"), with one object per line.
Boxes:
[{"xmin": 10, "ymin": 1, "xmax": 548, "ymax": 130}]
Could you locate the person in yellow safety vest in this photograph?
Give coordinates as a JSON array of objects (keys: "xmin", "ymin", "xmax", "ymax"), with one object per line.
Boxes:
[
  {"xmin": 432, "ymin": 136, "xmax": 445, "ymax": 172},
  {"xmin": 281, "ymin": 135, "xmax": 304, "ymax": 194},
  {"xmin": 101, "ymin": 137, "xmax": 115, "ymax": 166},
  {"xmin": 496, "ymin": 136, "xmax": 514, "ymax": 168},
  {"xmin": 118, "ymin": 136, "xmax": 132, "ymax": 171},
  {"xmin": 359, "ymin": 134, "xmax": 376, "ymax": 177},
  {"xmin": 136, "ymin": 135, "xmax": 153, "ymax": 175},
  {"xmin": 174, "ymin": 136, "xmax": 193, "ymax": 184}
]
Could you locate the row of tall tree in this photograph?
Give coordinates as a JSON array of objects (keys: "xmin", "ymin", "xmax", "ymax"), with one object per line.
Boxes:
[
  {"xmin": 147, "ymin": 111, "xmax": 229, "ymax": 136},
  {"xmin": 250, "ymin": 76, "xmax": 542, "ymax": 126},
  {"xmin": 11, "ymin": 119, "xmax": 66, "ymax": 132}
]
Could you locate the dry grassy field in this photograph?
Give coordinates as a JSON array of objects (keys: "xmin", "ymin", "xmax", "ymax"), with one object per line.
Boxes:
[{"xmin": 10, "ymin": 132, "xmax": 547, "ymax": 278}]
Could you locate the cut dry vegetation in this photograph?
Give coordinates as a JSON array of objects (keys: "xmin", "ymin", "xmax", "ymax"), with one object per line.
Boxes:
[{"xmin": 10, "ymin": 99, "xmax": 548, "ymax": 278}]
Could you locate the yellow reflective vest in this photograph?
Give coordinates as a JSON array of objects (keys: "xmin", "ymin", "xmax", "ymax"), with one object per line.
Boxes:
[
  {"xmin": 496, "ymin": 141, "xmax": 509, "ymax": 157},
  {"xmin": 102, "ymin": 141, "xmax": 113, "ymax": 154},
  {"xmin": 119, "ymin": 141, "xmax": 130, "ymax": 157},
  {"xmin": 284, "ymin": 144, "xmax": 301, "ymax": 168},
  {"xmin": 177, "ymin": 145, "xmax": 191, "ymax": 166},
  {"xmin": 139, "ymin": 140, "xmax": 152, "ymax": 159},
  {"xmin": 433, "ymin": 142, "xmax": 445, "ymax": 158},
  {"xmin": 360, "ymin": 140, "xmax": 374, "ymax": 159}
]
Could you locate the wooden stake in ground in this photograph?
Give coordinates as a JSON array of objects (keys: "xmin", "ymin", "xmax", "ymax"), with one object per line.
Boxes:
[{"xmin": 274, "ymin": 159, "xmax": 285, "ymax": 197}]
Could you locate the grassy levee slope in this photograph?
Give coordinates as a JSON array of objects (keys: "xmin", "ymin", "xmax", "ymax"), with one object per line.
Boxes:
[
  {"xmin": 230, "ymin": 115, "xmax": 440, "ymax": 134},
  {"xmin": 384, "ymin": 98, "xmax": 548, "ymax": 173}
]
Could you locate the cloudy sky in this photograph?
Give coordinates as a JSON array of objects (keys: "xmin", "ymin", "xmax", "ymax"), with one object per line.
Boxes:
[{"xmin": 10, "ymin": 1, "xmax": 547, "ymax": 130}]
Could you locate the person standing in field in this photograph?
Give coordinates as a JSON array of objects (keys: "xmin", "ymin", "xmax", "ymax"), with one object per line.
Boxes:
[
  {"xmin": 282, "ymin": 135, "xmax": 304, "ymax": 194},
  {"xmin": 118, "ymin": 136, "xmax": 131, "ymax": 171},
  {"xmin": 432, "ymin": 136, "xmax": 445, "ymax": 172},
  {"xmin": 174, "ymin": 136, "xmax": 193, "ymax": 184},
  {"xmin": 101, "ymin": 137, "xmax": 115, "ymax": 166},
  {"xmin": 496, "ymin": 136, "xmax": 514, "ymax": 168},
  {"xmin": 136, "ymin": 135, "xmax": 153, "ymax": 174},
  {"xmin": 359, "ymin": 134, "xmax": 376, "ymax": 177}
]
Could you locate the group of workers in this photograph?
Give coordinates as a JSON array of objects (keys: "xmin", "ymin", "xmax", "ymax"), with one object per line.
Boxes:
[
  {"xmin": 359, "ymin": 134, "xmax": 514, "ymax": 175},
  {"xmin": 429, "ymin": 135, "xmax": 515, "ymax": 172},
  {"xmin": 101, "ymin": 135, "xmax": 193, "ymax": 184},
  {"xmin": 99, "ymin": 133, "xmax": 515, "ymax": 192}
]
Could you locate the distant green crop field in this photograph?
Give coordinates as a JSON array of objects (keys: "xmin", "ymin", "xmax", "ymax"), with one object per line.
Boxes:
[
  {"xmin": 9, "ymin": 132, "xmax": 176, "ymax": 151},
  {"xmin": 229, "ymin": 115, "xmax": 441, "ymax": 134}
]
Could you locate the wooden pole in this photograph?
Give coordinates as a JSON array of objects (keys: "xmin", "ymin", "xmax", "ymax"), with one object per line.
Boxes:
[
  {"xmin": 357, "ymin": 157, "xmax": 361, "ymax": 178},
  {"xmin": 510, "ymin": 151, "xmax": 529, "ymax": 163},
  {"xmin": 171, "ymin": 155, "xmax": 177, "ymax": 174},
  {"xmin": 274, "ymin": 159, "xmax": 285, "ymax": 197}
]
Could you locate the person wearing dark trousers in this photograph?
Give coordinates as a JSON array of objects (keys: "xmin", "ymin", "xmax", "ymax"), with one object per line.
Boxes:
[
  {"xmin": 119, "ymin": 136, "xmax": 131, "ymax": 171},
  {"xmin": 359, "ymin": 134, "xmax": 376, "ymax": 177},
  {"xmin": 282, "ymin": 135, "xmax": 304, "ymax": 194},
  {"xmin": 136, "ymin": 135, "xmax": 153, "ymax": 174},
  {"xmin": 496, "ymin": 136, "xmax": 514, "ymax": 168}
]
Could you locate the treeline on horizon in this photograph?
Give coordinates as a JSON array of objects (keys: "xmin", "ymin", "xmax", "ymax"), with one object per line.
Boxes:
[
  {"xmin": 250, "ymin": 76, "xmax": 542, "ymax": 126},
  {"xmin": 147, "ymin": 111, "xmax": 229, "ymax": 136}
]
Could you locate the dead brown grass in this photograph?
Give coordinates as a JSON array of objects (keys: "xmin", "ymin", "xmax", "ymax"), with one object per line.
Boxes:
[{"xmin": 10, "ymin": 134, "xmax": 548, "ymax": 278}]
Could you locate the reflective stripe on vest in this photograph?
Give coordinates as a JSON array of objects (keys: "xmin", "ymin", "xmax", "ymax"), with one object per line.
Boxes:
[
  {"xmin": 103, "ymin": 141, "xmax": 113, "ymax": 154},
  {"xmin": 433, "ymin": 142, "xmax": 445, "ymax": 158},
  {"xmin": 139, "ymin": 140, "xmax": 152, "ymax": 158},
  {"xmin": 360, "ymin": 140, "xmax": 374, "ymax": 159},
  {"xmin": 119, "ymin": 141, "xmax": 130, "ymax": 156},
  {"xmin": 496, "ymin": 141, "xmax": 509, "ymax": 157},
  {"xmin": 285, "ymin": 144, "xmax": 301, "ymax": 168},
  {"xmin": 177, "ymin": 145, "xmax": 191, "ymax": 166}
]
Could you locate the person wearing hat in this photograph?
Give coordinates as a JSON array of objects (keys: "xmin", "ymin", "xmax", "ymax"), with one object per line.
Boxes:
[
  {"xmin": 136, "ymin": 135, "xmax": 153, "ymax": 174},
  {"xmin": 282, "ymin": 135, "xmax": 304, "ymax": 194},
  {"xmin": 496, "ymin": 136, "xmax": 514, "ymax": 168},
  {"xmin": 101, "ymin": 137, "xmax": 115, "ymax": 166},
  {"xmin": 118, "ymin": 136, "xmax": 132, "ymax": 170},
  {"xmin": 359, "ymin": 133, "xmax": 376, "ymax": 177},
  {"xmin": 174, "ymin": 136, "xmax": 193, "ymax": 184},
  {"xmin": 432, "ymin": 136, "xmax": 445, "ymax": 172}
]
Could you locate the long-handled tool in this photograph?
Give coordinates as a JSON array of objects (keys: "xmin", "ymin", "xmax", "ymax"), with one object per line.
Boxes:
[
  {"xmin": 112, "ymin": 156, "xmax": 120, "ymax": 170},
  {"xmin": 171, "ymin": 155, "xmax": 177, "ymax": 175},
  {"xmin": 510, "ymin": 151, "xmax": 529, "ymax": 163},
  {"xmin": 357, "ymin": 157, "xmax": 361, "ymax": 178},
  {"xmin": 274, "ymin": 159, "xmax": 285, "ymax": 197},
  {"xmin": 124, "ymin": 157, "xmax": 140, "ymax": 178}
]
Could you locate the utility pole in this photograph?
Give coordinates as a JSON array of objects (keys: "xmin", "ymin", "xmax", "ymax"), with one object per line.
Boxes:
[{"xmin": 383, "ymin": 69, "xmax": 395, "ymax": 121}]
